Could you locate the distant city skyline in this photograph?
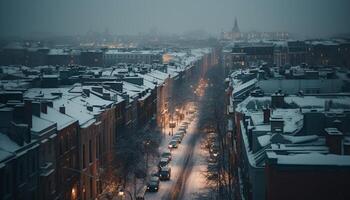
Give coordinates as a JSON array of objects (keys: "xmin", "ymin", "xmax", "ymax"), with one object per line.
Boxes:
[{"xmin": 1, "ymin": 0, "xmax": 350, "ymax": 39}]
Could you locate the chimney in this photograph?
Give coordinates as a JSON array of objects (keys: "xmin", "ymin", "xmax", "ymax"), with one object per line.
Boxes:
[
  {"xmin": 24, "ymin": 100, "xmax": 32, "ymax": 128},
  {"xmin": 41, "ymin": 101, "xmax": 48, "ymax": 114},
  {"xmin": 32, "ymin": 101, "xmax": 41, "ymax": 117},
  {"xmin": 0, "ymin": 107, "xmax": 14, "ymax": 132},
  {"xmin": 47, "ymin": 101, "xmax": 53, "ymax": 108},
  {"xmin": 332, "ymin": 119, "xmax": 342, "ymax": 132},
  {"xmin": 271, "ymin": 92, "xmax": 285, "ymax": 108},
  {"xmin": 87, "ymin": 106, "xmax": 93, "ymax": 112},
  {"xmin": 270, "ymin": 115, "xmax": 284, "ymax": 133},
  {"xmin": 10, "ymin": 121, "xmax": 30, "ymax": 146},
  {"xmin": 263, "ymin": 107, "xmax": 270, "ymax": 124},
  {"xmin": 59, "ymin": 105, "xmax": 66, "ymax": 114},
  {"xmin": 92, "ymin": 86, "xmax": 103, "ymax": 94},
  {"xmin": 248, "ymin": 126, "xmax": 254, "ymax": 150},
  {"xmin": 83, "ymin": 88, "xmax": 90, "ymax": 97},
  {"xmin": 325, "ymin": 100, "xmax": 330, "ymax": 112},
  {"xmin": 325, "ymin": 128, "xmax": 343, "ymax": 155}
]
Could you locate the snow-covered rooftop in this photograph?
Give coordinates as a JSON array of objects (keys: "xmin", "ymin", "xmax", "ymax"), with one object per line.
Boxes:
[
  {"xmin": 236, "ymin": 95, "xmax": 350, "ymax": 113},
  {"xmin": 267, "ymin": 151, "xmax": 350, "ymax": 166},
  {"xmin": 31, "ymin": 115, "xmax": 56, "ymax": 134},
  {"xmin": 40, "ymin": 107, "xmax": 77, "ymax": 130},
  {"xmin": 0, "ymin": 132, "xmax": 20, "ymax": 161},
  {"xmin": 24, "ymin": 87, "xmax": 115, "ymax": 128},
  {"xmin": 250, "ymin": 109, "xmax": 303, "ymax": 134}
]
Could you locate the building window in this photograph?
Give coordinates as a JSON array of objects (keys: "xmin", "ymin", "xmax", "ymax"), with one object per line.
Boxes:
[
  {"xmin": 59, "ymin": 136, "xmax": 63, "ymax": 155},
  {"xmin": 82, "ymin": 144, "xmax": 86, "ymax": 169},
  {"xmin": 48, "ymin": 180, "xmax": 52, "ymax": 193},
  {"xmin": 19, "ymin": 162, "xmax": 24, "ymax": 182},
  {"xmin": 89, "ymin": 140, "xmax": 92, "ymax": 163},
  {"xmin": 48, "ymin": 141, "xmax": 52, "ymax": 155},
  {"xmin": 96, "ymin": 136, "xmax": 99, "ymax": 159},
  {"xmin": 32, "ymin": 155, "xmax": 36, "ymax": 173},
  {"xmin": 5, "ymin": 172, "xmax": 10, "ymax": 194},
  {"xmin": 65, "ymin": 135, "xmax": 69, "ymax": 152},
  {"xmin": 71, "ymin": 154, "xmax": 76, "ymax": 169}
]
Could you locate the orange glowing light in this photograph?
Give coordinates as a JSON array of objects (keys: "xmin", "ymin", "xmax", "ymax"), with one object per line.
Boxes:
[{"xmin": 162, "ymin": 54, "xmax": 173, "ymax": 64}]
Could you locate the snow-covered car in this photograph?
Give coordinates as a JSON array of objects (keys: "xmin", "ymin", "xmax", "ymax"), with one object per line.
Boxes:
[
  {"xmin": 161, "ymin": 150, "xmax": 172, "ymax": 161},
  {"xmin": 168, "ymin": 140, "xmax": 178, "ymax": 149},
  {"xmin": 147, "ymin": 176, "xmax": 160, "ymax": 192},
  {"xmin": 158, "ymin": 157, "xmax": 170, "ymax": 168},
  {"xmin": 174, "ymin": 133, "xmax": 184, "ymax": 140},
  {"xmin": 159, "ymin": 166, "xmax": 171, "ymax": 181},
  {"xmin": 182, "ymin": 121, "xmax": 190, "ymax": 125},
  {"xmin": 172, "ymin": 135, "xmax": 182, "ymax": 143},
  {"xmin": 178, "ymin": 126, "xmax": 187, "ymax": 133},
  {"xmin": 174, "ymin": 132, "xmax": 185, "ymax": 139}
]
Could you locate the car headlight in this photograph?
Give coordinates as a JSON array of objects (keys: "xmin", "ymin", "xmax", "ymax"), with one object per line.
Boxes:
[
  {"xmin": 147, "ymin": 187, "xmax": 150, "ymax": 189},
  {"xmin": 155, "ymin": 187, "xmax": 158, "ymax": 190}
]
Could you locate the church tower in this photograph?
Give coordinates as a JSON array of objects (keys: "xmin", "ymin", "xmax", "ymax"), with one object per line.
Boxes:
[
  {"xmin": 232, "ymin": 17, "xmax": 240, "ymax": 33},
  {"xmin": 231, "ymin": 17, "xmax": 241, "ymax": 41}
]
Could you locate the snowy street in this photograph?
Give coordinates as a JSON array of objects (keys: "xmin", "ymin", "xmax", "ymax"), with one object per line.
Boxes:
[
  {"xmin": 144, "ymin": 110, "xmax": 209, "ymax": 200},
  {"xmin": 143, "ymin": 78, "xmax": 212, "ymax": 200}
]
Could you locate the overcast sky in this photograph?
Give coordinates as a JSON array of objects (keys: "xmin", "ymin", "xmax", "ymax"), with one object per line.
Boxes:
[{"xmin": 1, "ymin": 0, "xmax": 349, "ymax": 38}]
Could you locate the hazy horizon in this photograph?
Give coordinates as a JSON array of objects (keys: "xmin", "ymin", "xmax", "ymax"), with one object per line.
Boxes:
[{"xmin": 1, "ymin": 0, "xmax": 350, "ymax": 39}]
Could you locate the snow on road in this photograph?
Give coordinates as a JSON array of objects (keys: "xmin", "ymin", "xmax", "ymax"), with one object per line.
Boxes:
[
  {"xmin": 181, "ymin": 134, "xmax": 209, "ymax": 200},
  {"xmin": 145, "ymin": 112, "xmax": 201, "ymax": 200}
]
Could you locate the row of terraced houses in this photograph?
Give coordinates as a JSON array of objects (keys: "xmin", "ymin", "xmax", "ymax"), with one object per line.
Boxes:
[{"xmin": 0, "ymin": 48, "xmax": 218, "ymax": 200}]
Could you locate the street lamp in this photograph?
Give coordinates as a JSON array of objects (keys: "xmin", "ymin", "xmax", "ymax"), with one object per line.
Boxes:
[{"xmin": 118, "ymin": 188, "xmax": 133, "ymax": 200}]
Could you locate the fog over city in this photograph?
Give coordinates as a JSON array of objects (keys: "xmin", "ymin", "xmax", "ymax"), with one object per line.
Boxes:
[{"xmin": 1, "ymin": 0, "xmax": 350, "ymax": 38}]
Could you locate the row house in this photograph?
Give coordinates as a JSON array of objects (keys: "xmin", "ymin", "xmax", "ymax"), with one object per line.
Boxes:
[
  {"xmin": 123, "ymin": 76, "xmax": 156, "ymax": 129},
  {"xmin": 24, "ymin": 86, "xmax": 116, "ymax": 200},
  {"xmin": 103, "ymin": 50, "xmax": 163, "ymax": 66},
  {"xmin": 15, "ymin": 91, "xmax": 81, "ymax": 200},
  {"xmin": 0, "ymin": 96, "xmax": 63, "ymax": 200},
  {"xmin": 0, "ymin": 47, "xmax": 216, "ymax": 200},
  {"xmin": 0, "ymin": 101, "xmax": 40, "ymax": 200},
  {"xmin": 40, "ymin": 104, "xmax": 79, "ymax": 200},
  {"xmin": 230, "ymin": 88, "xmax": 350, "ymax": 200}
]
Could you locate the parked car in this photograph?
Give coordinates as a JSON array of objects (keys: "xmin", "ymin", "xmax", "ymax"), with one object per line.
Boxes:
[
  {"xmin": 172, "ymin": 135, "xmax": 182, "ymax": 143},
  {"xmin": 161, "ymin": 150, "xmax": 172, "ymax": 161},
  {"xmin": 168, "ymin": 140, "xmax": 178, "ymax": 149},
  {"xmin": 158, "ymin": 157, "xmax": 170, "ymax": 168},
  {"xmin": 179, "ymin": 126, "xmax": 187, "ymax": 133},
  {"xmin": 159, "ymin": 166, "xmax": 171, "ymax": 181},
  {"xmin": 182, "ymin": 121, "xmax": 190, "ymax": 126},
  {"xmin": 147, "ymin": 176, "xmax": 160, "ymax": 192},
  {"xmin": 176, "ymin": 131, "xmax": 185, "ymax": 137}
]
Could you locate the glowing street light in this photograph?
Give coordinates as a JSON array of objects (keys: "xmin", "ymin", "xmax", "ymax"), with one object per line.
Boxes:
[{"xmin": 118, "ymin": 188, "xmax": 133, "ymax": 200}]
